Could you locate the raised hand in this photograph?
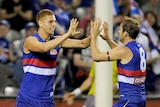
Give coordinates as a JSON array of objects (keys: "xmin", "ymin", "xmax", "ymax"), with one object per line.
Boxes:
[
  {"xmin": 90, "ymin": 18, "xmax": 102, "ymax": 38},
  {"xmin": 100, "ymin": 22, "xmax": 110, "ymax": 40},
  {"xmin": 62, "ymin": 92, "xmax": 75, "ymax": 105},
  {"xmin": 68, "ymin": 18, "xmax": 81, "ymax": 37}
]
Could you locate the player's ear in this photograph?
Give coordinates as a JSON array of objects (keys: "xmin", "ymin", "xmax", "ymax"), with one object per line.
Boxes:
[
  {"xmin": 38, "ymin": 20, "xmax": 43, "ymax": 28},
  {"xmin": 124, "ymin": 31, "xmax": 129, "ymax": 37}
]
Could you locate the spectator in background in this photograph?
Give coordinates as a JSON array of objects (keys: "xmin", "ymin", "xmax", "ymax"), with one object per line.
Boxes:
[
  {"xmin": 0, "ymin": 20, "xmax": 17, "ymax": 64},
  {"xmin": 0, "ymin": 19, "xmax": 21, "ymax": 44},
  {"xmin": 142, "ymin": 11, "xmax": 160, "ymax": 93},
  {"xmin": 62, "ymin": 0, "xmax": 94, "ymax": 20},
  {"xmin": 113, "ymin": 0, "xmax": 142, "ymax": 26},
  {"xmin": 0, "ymin": 20, "xmax": 18, "ymax": 94},
  {"xmin": 142, "ymin": 11, "xmax": 160, "ymax": 52},
  {"xmin": 147, "ymin": 48, "xmax": 160, "ymax": 93},
  {"xmin": 144, "ymin": 11, "xmax": 160, "ymax": 38},
  {"xmin": 13, "ymin": 22, "xmax": 37, "ymax": 86},
  {"xmin": 141, "ymin": 0, "xmax": 160, "ymax": 26},
  {"xmin": 0, "ymin": 0, "xmax": 33, "ymax": 31}
]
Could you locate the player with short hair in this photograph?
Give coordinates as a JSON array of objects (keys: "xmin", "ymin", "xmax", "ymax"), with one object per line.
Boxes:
[
  {"xmin": 16, "ymin": 9, "xmax": 91, "ymax": 107},
  {"xmin": 90, "ymin": 17, "xmax": 147, "ymax": 107}
]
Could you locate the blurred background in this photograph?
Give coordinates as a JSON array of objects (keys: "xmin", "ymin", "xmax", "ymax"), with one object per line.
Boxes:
[{"xmin": 0, "ymin": 0, "xmax": 160, "ymax": 106}]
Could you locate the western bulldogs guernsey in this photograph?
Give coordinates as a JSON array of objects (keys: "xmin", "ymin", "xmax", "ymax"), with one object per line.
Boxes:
[
  {"xmin": 19, "ymin": 33, "xmax": 60, "ymax": 102},
  {"xmin": 117, "ymin": 41, "xmax": 146, "ymax": 103}
]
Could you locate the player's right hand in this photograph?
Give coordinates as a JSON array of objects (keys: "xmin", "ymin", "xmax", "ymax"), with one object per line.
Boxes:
[{"xmin": 62, "ymin": 92, "xmax": 75, "ymax": 105}]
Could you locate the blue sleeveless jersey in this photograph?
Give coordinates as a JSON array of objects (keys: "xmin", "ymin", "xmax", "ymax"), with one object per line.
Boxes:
[
  {"xmin": 19, "ymin": 33, "xmax": 60, "ymax": 102},
  {"xmin": 117, "ymin": 41, "xmax": 146, "ymax": 103}
]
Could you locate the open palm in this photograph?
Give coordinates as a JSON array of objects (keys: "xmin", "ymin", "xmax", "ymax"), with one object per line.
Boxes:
[{"xmin": 68, "ymin": 18, "xmax": 81, "ymax": 37}]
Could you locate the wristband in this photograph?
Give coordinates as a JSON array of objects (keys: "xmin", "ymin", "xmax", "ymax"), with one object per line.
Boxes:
[
  {"xmin": 107, "ymin": 51, "xmax": 110, "ymax": 61},
  {"xmin": 72, "ymin": 88, "xmax": 81, "ymax": 96}
]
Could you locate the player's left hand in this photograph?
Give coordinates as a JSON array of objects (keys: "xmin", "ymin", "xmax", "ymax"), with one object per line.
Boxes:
[
  {"xmin": 90, "ymin": 18, "xmax": 102, "ymax": 38},
  {"xmin": 68, "ymin": 18, "xmax": 81, "ymax": 37},
  {"xmin": 100, "ymin": 22, "xmax": 110, "ymax": 40}
]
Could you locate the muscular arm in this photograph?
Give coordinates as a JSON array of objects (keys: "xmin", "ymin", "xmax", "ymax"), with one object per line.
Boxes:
[
  {"xmin": 90, "ymin": 19, "xmax": 130, "ymax": 62},
  {"xmin": 60, "ymin": 36, "xmax": 91, "ymax": 49},
  {"xmin": 91, "ymin": 36, "xmax": 132, "ymax": 62},
  {"xmin": 24, "ymin": 33, "xmax": 71, "ymax": 53},
  {"xmin": 105, "ymin": 38, "xmax": 118, "ymax": 49}
]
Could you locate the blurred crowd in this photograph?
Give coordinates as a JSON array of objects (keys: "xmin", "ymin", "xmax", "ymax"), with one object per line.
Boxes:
[{"xmin": 0, "ymin": 0, "xmax": 160, "ymax": 96}]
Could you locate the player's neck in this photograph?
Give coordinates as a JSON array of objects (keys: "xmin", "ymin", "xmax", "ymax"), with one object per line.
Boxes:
[
  {"xmin": 38, "ymin": 29, "xmax": 50, "ymax": 41},
  {"xmin": 123, "ymin": 38, "xmax": 135, "ymax": 45}
]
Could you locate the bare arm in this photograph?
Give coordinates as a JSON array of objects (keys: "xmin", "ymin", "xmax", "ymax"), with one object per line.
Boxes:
[
  {"xmin": 79, "ymin": 75, "xmax": 93, "ymax": 92},
  {"xmin": 60, "ymin": 35, "xmax": 91, "ymax": 49},
  {"xmin": 24, "ymin": 32, "xmax": 71, "ymax": 53},
  {"xmin": 0, "ymin": 9, "xmax": 17, "ymax": 19},
  {"xmin": 91, "ymin": 36, "xmax": 131, "ymax": 62},
  {"xmin": 62, "ymin": 73, "xmax": 94, "ymax": 105}
]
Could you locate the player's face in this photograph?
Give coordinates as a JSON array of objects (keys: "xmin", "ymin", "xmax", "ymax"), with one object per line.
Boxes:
[{"xmin": 42, "ymin": 15, "xmax": 57, "ymax": 35}]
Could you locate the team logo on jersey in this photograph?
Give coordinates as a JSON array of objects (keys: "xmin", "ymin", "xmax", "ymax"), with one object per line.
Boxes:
[{"xmin": 50, "ymin": 49, "xmax": 57, "ymax": 55}]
